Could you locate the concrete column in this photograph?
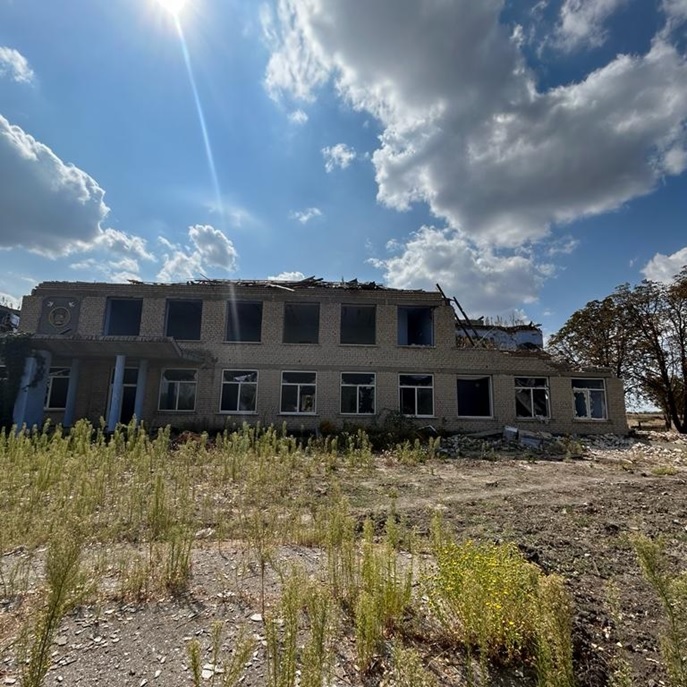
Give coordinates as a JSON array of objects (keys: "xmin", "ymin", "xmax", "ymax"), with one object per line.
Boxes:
[
  {"xmin": 13, "ymin": 350, "xmax": 52, "ymax": 430},
  {"xmin": 62, "ymin": 358, "xmax": 81, "ymax": 428},
  {"xmin": 133, "ymin": 359, "xmax": 148, "ymax": 423},
  {"xmin": 107, "ymin": 354, "xmax": 126, "ymax": 432}
]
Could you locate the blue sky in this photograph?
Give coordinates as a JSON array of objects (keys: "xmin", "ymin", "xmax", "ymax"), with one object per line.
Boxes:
[{"xmin": 1, "ymin": 0, "xmax": 687, "ymax": 334}]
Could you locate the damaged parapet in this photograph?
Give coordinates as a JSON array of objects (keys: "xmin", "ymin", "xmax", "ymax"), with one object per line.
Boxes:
[{"xmin": 457, "ymin": 319, "xmax": 544, "ymax": 350}]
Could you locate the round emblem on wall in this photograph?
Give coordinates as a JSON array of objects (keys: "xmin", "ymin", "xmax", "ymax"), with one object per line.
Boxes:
[{"xmin": 48, "ymin": 306, "xmax": 71, "ymax": 329}]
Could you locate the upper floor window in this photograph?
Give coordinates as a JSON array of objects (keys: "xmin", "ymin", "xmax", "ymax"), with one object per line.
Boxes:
[
  {"xmin": 398, "ymin": 306, "xmax": 434, "ymax": 346},
  {"xmin": 457, "ymin": 376, "xmax": 492, "ymax": 418},
  {"xmin": 159, "ymin": 369, "xmax": 197, "ymax": 411},
  {"xmin": 165, "ymin": 300, "xmax": 202, "ymax": 340},
  {"xmin": 340, "ymin": 305, "xmax": 376, "ymax": 345},
  {"xmin": 226, "ymin": 301, "xmax": 263, "ymax": 342},
  {"xmin": 105, "ymin": 298, "xmax": 142, "ymax": 336},
  {"xmin": 515, "ymin": 378, "xmax": 550, "ymax": 419},
  {"xmin": 572, "ymin": 379, "xmax": 607, "ymax": 420},
  {"xmin": 341, "ymin": 373, "xmax": 376, "ymax": 414},
  {"xmin": 45, "ymin": 367, "xmax": 70, "ymax": 410},
  {"xmin": 283, "ymin": 303, "xmax": 319, "ymax": 344},
  {"xmin": 399, "ymin": 374, "xmax": 434, "ymax": 417},
  {"xmin": 220, "ymin": 370, "xmax": 258, "ymax": 413}
]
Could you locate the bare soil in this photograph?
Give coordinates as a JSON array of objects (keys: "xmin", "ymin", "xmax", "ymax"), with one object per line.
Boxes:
[{"xmin": 2, "ymin": 430, "xmax": 686, "ymax": 686}]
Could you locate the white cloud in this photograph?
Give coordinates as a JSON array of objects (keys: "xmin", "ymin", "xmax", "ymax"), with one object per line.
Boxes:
[
  {"xmin": 0, "ymin": 46, "xmax": 34, "ymax": 83},
  {"xmin": 290, "ymin": 206, "xmax": 322, "ymax": 224},
  {"xmin": 268, "ymin": 271, "xmax": 306, "ymax": 281},
  {"xmin": 0, "ymin": 115, "xmax": 111, "ymax": 256},
  {"xmin": 0, "ymin": 292, "xmax": 21, "ymax": 309},
  {"xmin": 288, "ymin": 109, "xmax": 309, "ymax": 124},
  {"xmin": 642, "ymin": 246, "xmax": 687, "ymax": 283},
  {"xmin": 157, "ymin": 225, "xmax": 238, "ymax": 281},
  {"xmin": 553, "ymin": 0, "xmax": 628, "ymax": 52},
  {"xmin": 321, "ymin": 143, "xmax": 356, "ymax": 172}
]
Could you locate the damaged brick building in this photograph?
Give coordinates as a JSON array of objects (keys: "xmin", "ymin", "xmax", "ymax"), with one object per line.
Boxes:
[{"xmin": 9, "ymin": 278, "xmax": 627, "ymax": 434}]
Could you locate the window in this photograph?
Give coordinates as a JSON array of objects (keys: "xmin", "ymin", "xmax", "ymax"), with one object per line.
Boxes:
[
  {"xmin": 45, "ymin": 367, "xmax": 70, "ymax": 410},
  {"xmin": 107, "ymin": 367, "xmax": 139, "ymax": 425},
  {"xmin": 166, "ymin": 300, "xmax": 202, "ymax": 340},
  {"xmin": 398, "ymin": 307, "xmax": 434, "ymax": 346},
  {"xmin": 457, "ymin": 376, "xmax": 492, "ymax": 417},
  {"xmin": 341, "ymin": 373, "xmax": 376, "ymax": 414},
  {"xmin": 159, "ymin": 369, "xmax": 197, "ymax": 411},
  {"xmin": 280, "ymin": 371, "xmax": 317, "ymax": 414},
  {"xmin": 340, "ymin": 305, "xmax": 376, "ymax": 345},
  {"xmin": 105, "ymin": 298, "xmax": 142, "ymax": 336},
  {"xmin": 515, "ymin": 377, "xmax": 550, "ymax": 419},
  {"xmin": 226, "ymin": 301, "xmax": 262, "ymax": 342},
  {"xmin": 283, "ymin": 303, "xmax": 320, "ymax": 344},
  {"xmin": 572, "ymin": 379, "xmax": 607, "ymax": 420},
  {"xmin": 220, "ymin": 370, "xmax": 258, "ymax": 413},
  {"xmin": 399, "ymin": 374, "xmax": 434, "ymax": 417}
]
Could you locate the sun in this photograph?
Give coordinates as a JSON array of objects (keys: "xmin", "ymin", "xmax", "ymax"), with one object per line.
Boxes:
[{"xmin": 155, "ymin": 0, "xmax": 188, "ymax": 16}]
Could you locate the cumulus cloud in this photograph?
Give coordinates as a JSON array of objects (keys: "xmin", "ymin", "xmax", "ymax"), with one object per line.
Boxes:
[
  {"xmin": 321, "ymin": 143, "xmax": 356, "ymax": 172},
  {"xmin": 288, "ymin": 109, "xmax": 309, "ymax": 124},
  {"xmin": 157, "ymin": 225, "xmax": 238, "ymax": 282},
  {"xmin": 553, "ymin": 0, "xmax": 628, "ymax": 52},
  {"xmin": 268, "ymin": 271, "xmax": 306, "ymax": 281},
  {"xmin": 642, "ymin": 246, "xmax": 687, "ymax": 283},
  {"xmin": 0, "ymin": 46, "xmax": 34, "ymax": 83},
  {"xmin": 290, "ymin": 206, "xmax": 322, "ymax": 223}
]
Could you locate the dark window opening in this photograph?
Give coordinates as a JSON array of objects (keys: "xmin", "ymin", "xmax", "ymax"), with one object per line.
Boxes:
[
  {"xmin": 515, "ymin": 377, "xmax": 550, "ymax": 419},
  {"xmin": 45, "ymin": 367, "xmax": 70, "ymax": 410},
  {"xmin": 220, "ymin": 370, "xmax": 258, "ymax": 413},
  {"xmin": 108, "ymin": 367, "xmax": 139, "ymax": 424},
  {"xmin": 281, "ymin": 371, "xmax": 317, "ymax": 413},
  {"xmin": 105, "ymin": 298, "xmax": 142, "ymax": 336},
  {"xmin": 341, "ymin": 373, "xmax": 375, "ymax": 414},
  {"xmin": 340, "ymin": 305, "xmax": 376, "ymax": 345},
  {"xmin": 165, "ymin": 300, "xmax": 202, "ymax": 340},
  {"xmin": 159, "ymin": 369, "xmax": 197, "ymax": 411},
  {"xmin": 226, "ymin": 302, "xmax": 263, "ymax": 342},
  {"xmin": 457, "ymin": 376, "xmax": 492, "ymax": 417},
  {"xmin": 397, "ymin": 307, "xmax": 434, "ymax": 346},
  {"xmin": 399, "ymin": 374, "xmax": 434, "ymax": 416},
  {"xmin": 283, "ymin": 303, "xmax": 320, "ymax": 344},
  {"xmin": 572, "ymin": 379, "xmax": 607, "ymax": 419}
]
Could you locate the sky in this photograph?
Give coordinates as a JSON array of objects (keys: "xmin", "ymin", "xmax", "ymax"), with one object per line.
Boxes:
[{"xmin": 1, "ymin": 0, "xmax": 687, "ymax": 334}]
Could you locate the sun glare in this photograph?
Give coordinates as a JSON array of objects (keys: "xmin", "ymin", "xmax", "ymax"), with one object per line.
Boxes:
[{"xmin": 156, "ymin": 0, "xmax": 188, "ymax": 16}]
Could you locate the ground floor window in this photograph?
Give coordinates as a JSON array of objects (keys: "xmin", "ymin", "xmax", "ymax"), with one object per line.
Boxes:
[
  {"xmin": 281, "ymin": 371, "xmax": 316, "ymax": 414},
  {"xmin": 221, "ymin": 370, "xmax": 258, "ymax": 413},
  {"xmin": 457, "ymin": 376, "xmax": 492, "ymax": 417},
  {"xmin": 341, "ymin": 373, "xmax": 375, "ymax": 414},
  {"xmin": 572, "ymin": 379, "xmax": 607, "ymax": 419},
  {"xmin": 45, "ymin": 367, "xmax": 70, "ymax": 410},
  {"xmin": 159, "ymin": 369, "xmax": 197, "ymax": 411},
  {"xmin": 399, "ymin": 374, "xmax": 433, "ymax": 417},
  {"xmin": 515, "ymin": 377, "xmax": 550, "ymax": 418}
]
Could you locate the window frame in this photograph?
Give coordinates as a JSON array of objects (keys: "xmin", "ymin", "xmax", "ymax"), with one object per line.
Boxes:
[
  {"xmin": 280, "ymin": 371, "xmax": 317, "ymax": 415},
  {"xmin": 456, "ymin": 375, "xmax": 493, "ymax": 418},
  {"xmin": 158, "ymin": 368, "xmax": 198, "ymax": 412},
  {"xmin": 514, "ymin": 377, "xmax": 550, "ymax": 419},
  {"xmin": 44, "ymin": 367, "xmax": 71, "ymax": 410},
  {"xmin": 225, "ymin": 301, "xmax": 263, "ymax": 343},
  {"xmin": 572, "ymin": 378, "xmax": 608, "ymax": 420},
  {"xmin": 220, "ymin": 369, "xmax": 258, "ymax": 414},
  {"xmin": 340, "ymin": 372, "xmax": 376, "ymax": 415},
  {"xmin": 399, "ymin": 373, "xmax": 434, "ymax": 418}
]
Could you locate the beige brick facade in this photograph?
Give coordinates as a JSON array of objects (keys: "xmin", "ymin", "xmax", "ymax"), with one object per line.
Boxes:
[{"xmin": 17, "ymin": 280, "xmax": 628, "ymax": 435}]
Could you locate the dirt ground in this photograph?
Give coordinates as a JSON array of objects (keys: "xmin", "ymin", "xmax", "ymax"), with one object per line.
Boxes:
[{"xmin": 2, "ymin": 428, "xmax": 686, "ymax": 686}]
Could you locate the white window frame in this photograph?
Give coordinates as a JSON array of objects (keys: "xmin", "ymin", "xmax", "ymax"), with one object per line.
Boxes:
[
  {"xmin": 514, "ymin": 377, "xmax": 550, "ymax": 419},
  {"xmin": 457, "ymin": 375, "xmax": 493, "ymax": 418},
  {"xmin": 572, "ymin": 379, "xmax": 607, "ymax": 420},
  {"xmin": 158, "ymin": 369, "xmax": 198, "ymax": 412},
  {"xmin": 220, "ymin": 370, "xmax": 258, "ymax": 414},
  {"xmin": 44, "ymin": 367, "xmax": 71, "ymax": 410},
  {"xmin": 399, "ymin": 374, "xmax": 434, "ymax": 417},
  {"xmin": 340, "ymin": 372, "xmax": 376, "ymax": 415},
  {"xmin": 280, "ymin": 371, "xmax": 317, "ymax": 415}
]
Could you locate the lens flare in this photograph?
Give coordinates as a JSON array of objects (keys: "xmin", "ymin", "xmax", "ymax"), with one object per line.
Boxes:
[{"xmin": 156, "ymin": 0, "xmax": 187, "ymax": 16}]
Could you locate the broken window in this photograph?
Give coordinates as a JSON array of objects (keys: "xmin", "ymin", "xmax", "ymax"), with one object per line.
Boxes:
[
  {"xmin": 397, "ymin": 307, "xmax": 434, "ymax": 346},
  {"xmin": 457, "ymin": 376, "xmax": 492, "ymax": 417},
  {"xmin": 226, "ymin": 301, "xmax": 263, "ymax": 342},
  {"xmin": 105, "ymin": 298, "xmax": 142, "ymax": 336},
  {"xmin": 341, "ymin": 373, "xmax": 376, "ymax": 414},
  {"xmin": 44, "ymin": 367, "xmax": 70, "ymax": 410},
  {"xmin": 340, "ymin": 305, "xmax": 376, "ymax": 345},
  {"xmin": 220, "ymin": 370, "xmax": 258, "ymax": 413},
  {"xmin": 515, "ymin": 377, "xmax": 550, "ymax": 419},
  {"xmin": 159, "ymin": 369, "xmax": 197, "ymax": 411},
  {"xmin": 399, "ymin": 374, "xmax": 434, "ymax": 417},
  {"xmin": 283, "ymin": 303, "xmax": 319, "ymax": 344},
  {"xmin": 280, "ymin": 371, "xmax": 317, "ymax": 414},
  {"xmin": 572, "ymin": 379, "xmax": 607, "ymax": 420},
  {"xmin": 108, "ymin": 367, "xmax": 139, "ymax": 425},
  {"xmin": 165, "ymin": 300, "xmax": 202, "ymax": 340}
]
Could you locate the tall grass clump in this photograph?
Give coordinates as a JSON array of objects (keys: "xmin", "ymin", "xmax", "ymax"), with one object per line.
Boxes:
[{"xmin": 633, "ymin": 535, "xmax": 687, "ymax": 687}]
